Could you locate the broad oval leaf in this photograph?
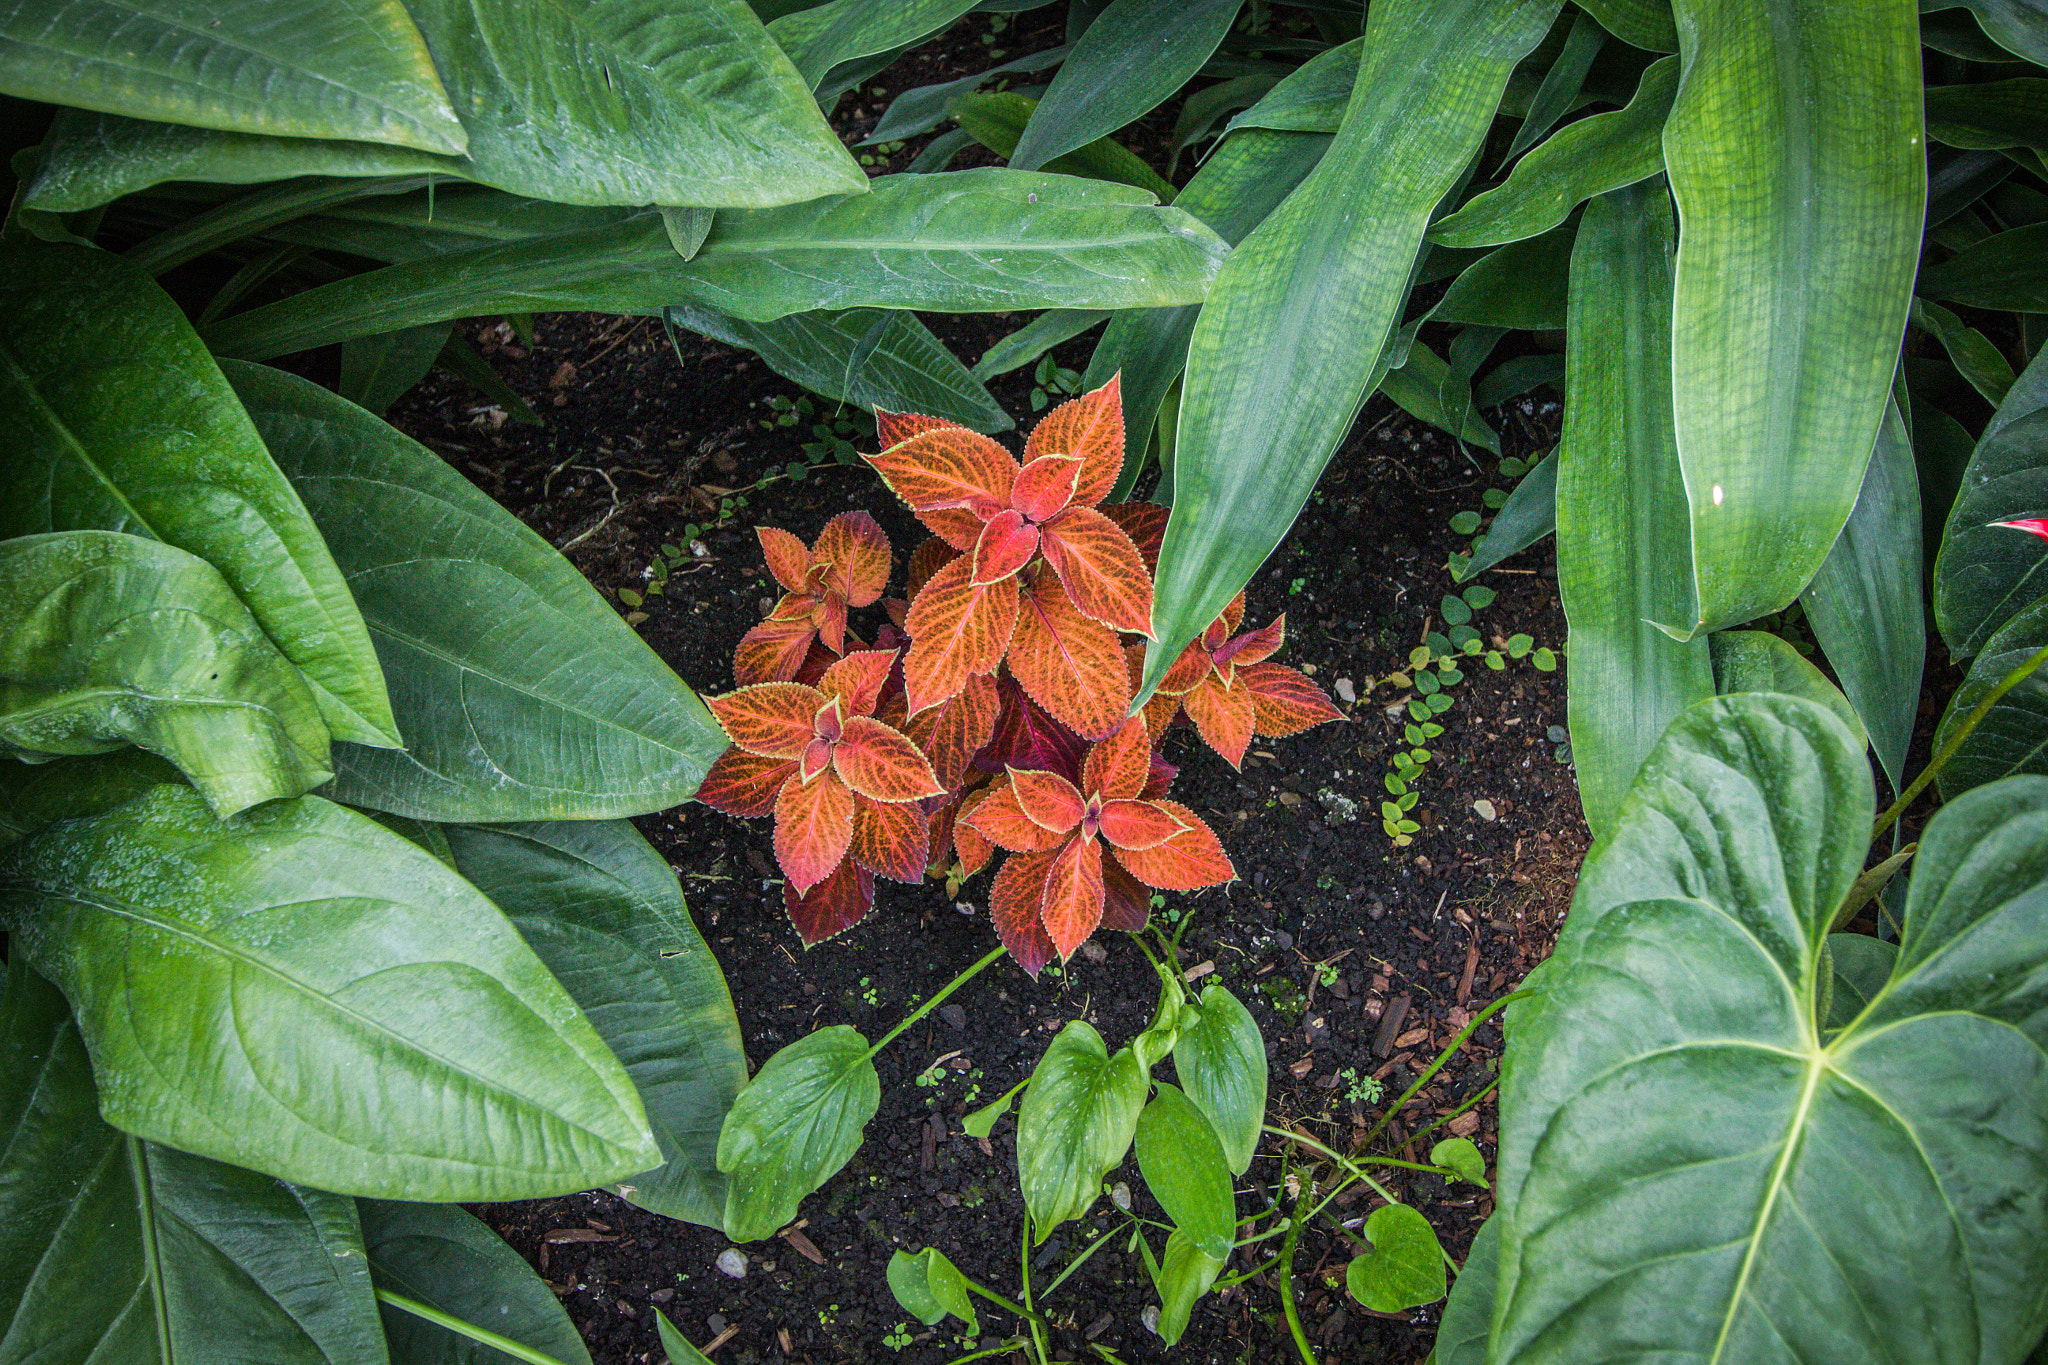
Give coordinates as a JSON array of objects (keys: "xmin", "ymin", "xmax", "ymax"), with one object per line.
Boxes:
[
  {"xmin": 1708, "ymin": 630, "xmax": 1866, "ymax": 748},
  {"xmin": 1933, "ymin": 594, "xmax": 2048, "ymax": 800},
  {"xmin": 1489, "ymin": 695, "xmax": 2048, "ymax": 1362},
  {"xmin": 0, "ymin": 244, "xmax": 396, "ymax": 748},
  {"xmin": 1151, "ymin": 1227, "xmax": 1225, "ymax": 1347},
  {"xmin": 1432, "ymin": 1215, "xmax": 1500, "ymax": 1365},
  {"xmin": 1344, "ymin": 1204, "xmax": 1446, "ymax": 1313},
  {"xmin": 885, "ymin": 1247, "xmax": 980, "ymax": 1335},
  {"xmin": 0, "ymin": 749, "xmax": 182, "ymax": 848},
  {"xmin": 1169, "ymin": 984, "xmax": 1265, "ymax": 1176},
  {"xmin": 1133, "ymin": 1082, "xmax": 1234, "ymax": 1262},
  {"xmin": 0, "ymin": 786, "xmax": 659, "ymax": 1199},
  {"xmin": 1016, "ymin": 1021, "xmax": 1148, "ymax": 1239},
  {"xmin": 444, "ymin": 820, "xmax": 748, "ymax": 1228},
  {"xmin": 0, "ymin": 530, "xmax": 331, "ymax": 815},
  {"xmin": 1934, "ymin": 341, "xmax": 2048, "ymax": 658},
  {"xmin": 360, "ymin": 1199, "xmax": 591, "ymax": 1365},
  {"xmin": 1430, "ymin": 1136, "xmax": 1486, "ymax": 1187},
  {"xmin": 225, "ymin": 359, "xmax": 727, "ymax": 820},
  {"xmin": 717, "ymin": 1024, "xmax": 880, "ymax": 1243}
]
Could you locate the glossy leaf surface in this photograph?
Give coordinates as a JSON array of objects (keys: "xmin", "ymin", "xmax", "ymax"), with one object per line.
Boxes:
[
  {"xmin": 885, "ymin": 1248, "xmax": 980, "ymax": 1335},
  {"xmin": 1134, "ymin": 1082, "xmax": 1234, "ymax": 1261},
  {"xmin": 1169, "ymin": 984, "xmax": 1265, "ymax": 1175},
  {"xmin": 1935, "ymin": 342, "xmax": 2048, "ymax": 657},
  {"xmin": 718, "ymin": 1025, "xmax": 880, "ymax": 1242},
  {"xmin": 1933, "ymin": 596, "xmax": 2048, "ymax": 800},
  {"xmin": 1016, "ymin": 1021, "xmax": 1148, "ymax": 1239},
  {"xmin": 361, "ymin": 1200, "xmax": 591, "ymax": 1365},
  {"xmin": 1345, "ymin": 1204, "xmax": 1446, "ymax": 1313},
  {"xmin": 1709, "ymin": 630, "xmax": 1865, "ymax": 747},
  {"xmin": 1151, "ymin": 1228, "xmax": 1225, "ymax": 1347}
]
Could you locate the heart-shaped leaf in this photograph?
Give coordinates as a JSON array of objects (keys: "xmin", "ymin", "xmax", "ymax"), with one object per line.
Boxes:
[
  {"xmin": 1169, "ymin": 985, "xmax": 1266, "ymax": 1175},
  {"xmin": 1345, "ymin": 1204, "xmax": 1447, "ymax": 1312},
  {"xmin": 1430, "ymin": 1137, "xmax": 1487, "ymax": 1188},
  {"xmin": 1016, "ymin": 1021, "xmax": 1148, "ymax": 1239},
  {"xmin": 886, "ymin": 1247, "xmax": 980, "ymax": 1335},
  {"xmin": 717, "ymin": 1025, "xmax": 880, "ymax": 1242},
  {"xmin": 1134, "ymin": 1082, "xmax": 1235, "ymax": 1261}
]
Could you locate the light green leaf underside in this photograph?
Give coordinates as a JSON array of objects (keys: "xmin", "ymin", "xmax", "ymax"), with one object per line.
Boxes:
[{"xmin": 360, "ymin": 1199, "xmax": 591, "ymax": 1365}]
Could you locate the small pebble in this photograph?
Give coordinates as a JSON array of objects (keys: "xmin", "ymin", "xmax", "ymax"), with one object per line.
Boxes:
[
  {"xmin": 715, "ymin": 1250, "xmax": 747, "ymax": 1279},
  {"xmin": 1334, "ymin": 676, "xmax": 1356, "ymax": 703},
  {"xmin": 708, "ymin": 1314, "xmax": 728, "ymax": 1334},
  {"xmin": 1473, "ymin": 798, "xmax": 1498, "ymax": 821},
  {"xmin": 939, "ymin": 1003, "xmax": 967, "ymax": 1031}
]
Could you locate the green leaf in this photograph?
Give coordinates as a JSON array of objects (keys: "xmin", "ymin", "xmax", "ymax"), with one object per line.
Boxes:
[
  {"xmin": 0, "ymin": 244, "xmax": 396, "ymax": 748},
  {"xmin": 0, "ymin": 531, "xmax": 332, "ymax": 815},
  {"xmin": 865, "ymin": 44, "xmax": 1073, "ymax": 144},
  {"xmin": 27, "ymin": 0, "xmax": 863, "ymax": 212},
  {"xmin": 0, "ymin": 786, "xmax": 659, "ymax": 1198},
  {"xmin": 1662, "ymin": 0, "xmax": 1924, "ymax": 635},
  {"xmin": 1504, "ymin": 12, "xmax": 1605, "ymax": 164},
  {"xmin": 1458, "ymin": 455, "xmax": 1556, "ymax": 582},
  {"xmin": 1431, "ymin": 55, "xmax": 1676, "ymax": 249},
  {"xmin": 1378, "ymin": 340, "xmax": 1503, "ymax": 453},
  {"xmin": 971, "ymin": 309, "xmax": 1110, "ymax": 383},
  {"xmin": 207, "ymin": 172, "xmax": 1229, "ymax": 359},
  {"xmin": 1224, "ymin": 36, "xmax": 1359, "ymax": 135},
  {"xmin": 1133, "ymin": 1082, "xmax": 1235, "ymax": 1261},
  {"xmin": 1009, "ymin": 0, "xmax": 1244, "ymax": 172},
  {"xmin": 1432, "ymin": 1216, "xmax": 1500, "ymax": 1365},
  {"xmin": 1450, "ymin": 509, "xmax": 1484, "ymax": 535},
  {"xmin": 0, "ymin": 749, "xmax": 182, "ymax": 848},
  {"xmin": 1555, "ymin": 181, "xmax": 1713, "ymax": 835},
  {"xmin": 1801, "ymin": 399, "xmax": 1924, "ymax": 789},
  {"xmin": 1932, "ymin": 595, "xmax": 2048, "ymax": 800},
  {"xmin": 1709, "ymin": 630, "xmax": 1866, "ymax": 749},
  {"xmin": 1924, "ymin": 0, "xmax": 2048, "ymax": 65},
  {"xmin": 1433, "ymin": 221, "xmax": 1574, "ymax": 330},
  {"xmin": 1575, "ymin": 0, "xmax": 1677, "ymax": 52},
  {"xmin": 444, "ymin": 821, "xmax": 748, "ymax": 1229},
  {"xmin": 767, "ymin": 0, "xmax": 979, "ymax": 88},
  {"xmin": 1919, "ymin": 221, "xmax": 2048, "ymax": 314},
  {"xmin": 1927, "ymin": 78, "xmax": 2048, "ymax": 166},
  {"xmin": 1822, "ymin": 932, "xmax": 1899, "ymax": 1030},
  {"xmin": 339, "ymin": 321, "xmax": 454, "ymax": 416},
  {"xmin": 961, "ymin": 1080, "xmax": 1025, "ymax": 1139},
  {"xmin": 1344, "ymin": 1204, "xmax": 1446, "ymax": 1312},
  {"xmin": 951, "ymin": 91, "xmax": 1175, "ymax": 198},
  {"xmin": 1934, "ymin": 341, "xmax": 2048, "ymax": 657},
  {"xmin": 669, "ymin": 303, "xmax": 1010, "ymax": 434},
  {"xmin": 1441, "ymin": 594, "xmax": 1473, "ymax": 626},
  {"xmin": 661, "ymin": 206, "xmax": 717, "ymax": 262},
  {"xmin": 1914, "ymin": 299, "xmax": 2016, "ymax": 407},
  {"xmin": 886, "ymin": 1248, "xmax": 980, "ymax": 1335},
  {"xmin": 1144, "ymin": 0, "xmax": 1560, "ymax": 698},
  {"xmin": 226, "ymin": 360, "xmax": 727, "ymax": 820},
  {"xmin": 1016, "ymin": 1021, "xmax": 1148, "ymax": 1239},
  {"xmin": 717, "ymin": 1025, "xmax": 879, "ymax": 1242},
  {"xmin": 1150, "ymin": 1227, "xmax": 1226, "ymax": 1346},
  {"xmin": 360, "ymin": 1200, "xmax": 591, "ymax": 1365},
  {"xmin": 0, "ymin": 0, "xmax": 462, "ymax": 152},
  {"xmin": 1429, "ymin": 1136, "xmax": 1486, "ymax": 1186},
  {"xmin": 1489, "ymin": 696, "xmax": 2048, "ymax": 1361},
  {"xmin": 654, "ymin": 1308, "xmax": 716, "ymax": 1365}
]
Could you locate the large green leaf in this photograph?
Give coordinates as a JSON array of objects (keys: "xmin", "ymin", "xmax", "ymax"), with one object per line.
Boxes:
[
  {"xmin": 0, "ymin": 244, "xmax": 396, "ymax": 749},
  {"xmin": 1708, "ymin": 629, "xmax": 1866, "ymax": 746},
  {"xmin": 667, "ymin": 303, "xmax": 1010, "ymax": 434},
  {"xmin": 1555, "ymin": 182, "xmax": 1713, "ymax": 834},
  {"xmin": 26, "ymin": 0, "xmax": 863, "ymax": 211},
  {"xmin": 1661, "ymin": 0, "xmax": 1923, "ymax": 635},
  {"xmin": 1458, "ymin": 450, "xmax": 1557, "ymax": 582},
  {"xmin": 1935, "ymin": 342, "xmax": 2048, "ymax": 657},
  {"xmin": 443, "ymin": 820, "xmax": 747, "ymax": 1228},
  {"xmin": 1924, "ymin": 0, "xmax": 2048, "ymax": 65},
  {"xmin": 1168, "ymin": 984, "xmax": 1265, "ymax": 1176},
  {"xmin": 1133, "ymin": 1082, "xmax": 1234, "ymax": 1261},
  {"xmin": 0, "ymin": 749, "xmax": 182, "ymax": 847},
  {"xmin": 1487, "ymin": 694, "xmax": 2048, "ymax": 1362},
  {"xmin": 224, "ymin": 360, "xmax": 726, "ymax": 820},
  {"xmin": 207, "ymin": 172, "xmax": 1231, "ymax": 360},
  {"xmin": 1933, "ymin": 595, "xmax": 2048, "ymax": 799},
  {"xmin": 0, "ymin": 959, "xmax": 389, "ymax": 1365},
  {"xmin": 1145, "ymin": 0, "xmax": 1560, "ymax": 695},
  {"xmin": 359, "ymin": 1200, "xmax": 591, "ymax": 1365},
  {"xmin": 1432, "ymin": 1216, "xmax": 1500, "ymax": 1365},
  {"xmin": 950, "ymin": 91, "xmax": 1176, "ymax": 198},
  {"xmin": 0, "ymin": 0, "xmax": 462, "ymax": 152},
  {"xmin": 1008, "ymin": 0, "xmax": 1244, "ymax": 172},
  {"xmin": 0, "ymin": 531, "xmax": 331, "ymax": 815},
  {"xmin": 716, "ymin": 1025, "xmax": 879, "ymax": 1242},
  {"xmin": 1919, "ymin": 222, "xmax": 2048, "ymax": 314},
  {"xmin": 1432, "ymin": 221, "xmax": 1574, "ymax": 330},
  {"xmin": 1015, "ymin": 1020, "xmax": 1148, "ymax": 1239},
  {"xmin": 0, "ymin": 786, "xmax": 659, "ymax": 1199},
  {"xmin": 767, "ymin": 0, "xmax": 980, "ymax": 88}
]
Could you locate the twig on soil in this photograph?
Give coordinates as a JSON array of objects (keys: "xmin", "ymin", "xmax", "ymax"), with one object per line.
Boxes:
[{"xmin": 555, "ymin": 465, "xmax": 623, "ymax": 551}]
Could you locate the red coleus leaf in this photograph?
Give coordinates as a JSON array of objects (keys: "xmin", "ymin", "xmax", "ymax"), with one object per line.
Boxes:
[
  {"xmin": 951, "ymin": 787, "xmax": 997, "ymax": 875},
  {"xmin": 708, "ymin": 683, "xmax": 820, "ymax": 759},
  {"xmin": 907, "ymin": 537, "xmax": 960, "ymax": 597},
  {"xmin": 775, "ymin": 769, "xmax": 855, "ymax": 893},
  {"xmin": 832, "ymin": 715, "xmax": 944, "ymax": 802},
  {"xmin": 813, "ymin": 511, "xmax": 890, "ymax": 608},
  {"xmin": 1082, "ymin": 715, "xmax": 1151, "ymax": 802},
  {"xmin": 875, "ymin": 408, "xmax": 960, "ymax": 449},
  {"xmin": 1181, "ymin": 672, "xmax": 1257, "ymax": 768},
  {"xmin": 1242, "ymin": 661, "xmax": 1345, "ymax": 736},
  {"xmin": 1039, "ymin": 506, "xmax": 1153, "ymax": 636},
  {"xmin": 785, "ymin": 856, "xmax": 874, "ymax": 946},
  {"xmin": 1102, "ymin": 501, "xmax": 1168, "ymax": 573},
  {"xmin": 1024, "ymin": 374, "xmax": 1124, "ymax": 509},
  {"xmin": 1040, "ymin": 834, "xmax": 1104, "ymax": 961},
  {"xmin": 991, "ymin": 849, "xmax": 1059, "ymax": 977},
  {"xmin": 1010, "ymin": 573, "xmax": 1131, "ymax": 740},
  {"xmin": 864, "ymin": 423, "xmax": 1017, "ymax": 529},
  {"xmin": 816, "ymin": 649, "xmax": 895, "ymax": 717},
  {"xmin": 1101, "ymin": 856, "xmax": 1151, "ymax": 933},
  {"xmin": 1219, "ymin": 614, "xmax": 1285, "ymax": 670},
  {"xmin": 1011, "ymin": 453, "xmax": 1082, "ymax": 522},
  {"xmin": 963, "ymin": 781, "xmax": 1067, "ymax": 853},
  {"xmin": 757, "ymin": 526, "xmax": 812, "ymax": 594},
  {"xmin": 1010, "ymin": 768, "xmax": 1086, "ymax": 833},
  {"xmin": 733, "ymin": 615, "xmax": 817, "ymax": 686},
  {"xmin": 972, "ymin": 508, "xmax": 1041, "ymax": 585},
  {"xmin": 793, "ymin": 632, "xmax": 858, "ymax": 688},
  {"xmin": 851, "ymin": 794, "xmax": 930, "ymax": 883},
  {"xmin": 980, "ymin": 677, "xmax": 1085, "ymax": 782},
  {"xmin": 1097, "ymin": 799, "xmax": 1186, "ymax": 851},
  {"xmin": 902, "ymin": 671, "xmax": 1000, "ymax": 790},
  {"xmin": 1141, "ymin": 749, "xmax": 1177, "ymax": 800},
  {"xmin": 902, "ymin": 558, "xmax": 1019, "ymax": 714},
  {"xmin": 696, "ymin": 746, "xmax": 797, "ymax": 818},
  {"xmin": 1108, "ymin": 799, "xmax": 1233, "ymax": 890}
]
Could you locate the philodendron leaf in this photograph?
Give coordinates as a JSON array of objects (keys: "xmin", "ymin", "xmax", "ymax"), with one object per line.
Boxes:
[
  {"xmin": 225, "ymin": 360, "xmax": 727, "ymax": 820},
  {"xmin": 1934, "ymin": 340, "xmax": 2048, "ymax": 658},
  {"xmin": 886, "ymin": 1248, "xmax": 981, "ymax": 1335},
  {"xmin": 360, "ymin": 1200, "xmax": 591, "ymax": 1365},
  {"xmin": 0, "ymin": 244, "xmax": 396, "ymax": 748},
  {"xmin": 0, "ymin": 785, "xmax": 660, "ymax": 1199},
  {"xmin": 0, "ymin": 531, "xmax": 332, "ymax": 815},
  {"xmin": 1169, "ymin": 984, "xmax": 1265, "ymax": 1175},
  {"xmin": 1344, "ymin": 1204, "xmax": 1446, "ymax": 1313},
  {"xmin": 1708, "ymin": 630, "xmax": 1866, "ymax": 748},
  {"xmin": 717, "ymin": 1025, "xmax": 880, "ymax": 1243},
  {"xmin": 1487, "ymin": 694, "xmax": 2048, "ymax": 1361},
  {"xmin": 1134, "ymin": 1083, "xmax": 1234, "ymax": 1262},
  {"xmin": 444, "ymin": 820, "xmax": 748, "ymax": 1229},
  {"xmin": 1016, "ymin": 1021, "xmax": 1148, "ymax": 1239},
  {"xmin": 1933, "ymin": 595, "xmax": 2048, "ymax": 800},
  {"xmin": 1151, "ymin": 1227, "xmax": 1226, "ymax": 1347}
]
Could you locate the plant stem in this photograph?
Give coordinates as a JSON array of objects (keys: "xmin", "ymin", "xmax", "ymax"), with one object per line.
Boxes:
[
  {"xmin": 1872, "ymin": 640, "xmax": 2048, "ymax": 840},
  {"xmin": 1212, "ymin": 1252, "xmax": 1283, "ymax": 1290},
  {"xmin": 862, "ymin": 945, "xmax": 1007, "ymax": 1063},
  {"xmin": 376, "ymin": 1290, "xmax": 574, "ymax": 1365},
  {"xmin": 1402, "ymin": 1077, "xmax": 1501, "ymax": 1150},
  {"xmin": 1275, "ymin": 1201, "xmax": 1319, "ymax": 1365},
  {"xmin": 959, "ymin": 1274, "xmax": 1047, "ymax": 1328},
  {"xmin": 1021, "ymin": 1215, "xmax": 1050, "ymax": 1364},
  {"xmin": 1359, "ymin": 989, "xmax": 1529, "ymax": 1152},
  {"xmin": 939, "ymin": 1341, "xmax": 1030, "ymax": 1364}
]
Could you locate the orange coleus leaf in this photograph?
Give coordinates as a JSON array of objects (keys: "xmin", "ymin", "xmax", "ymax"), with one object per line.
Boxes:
[
  {"xmin": 816, "ymin": 649, "xmax": 895, "ymax": 717},
  {"xmin": 1011, "ymin": 453, "xmax": 1082, "ymax": 522},
  {"xmin": 695, "ymin": 746, "xmax": 797, "ymax": 818},
  {"xmin": 1102, "ymin": 501, "xmax": 1168, "ymax": 572},
  {"xmin": 907, "ymin": 537, "xmax": 960, "ymax": 597},
  {"xmin": 1220, "ymin": 613, "xmax": 1285, "ymax": 670},
  {"xmin": 902, "ymin": 558, "xmax": 1019, "ymax": 714},
  {"xmin": 991, "ymin": 848, "xmax": 1059, "ymax": 977},
  {"xmin": 708, "ymin": 682, "xmax": 820, "ymax": 759},
  {"xmin": 774, "ymin": 769, "xmax": 855, "ymax": 892},
  {"xmin": 1181, "ymin": 673, "xmax": 1257, "ymax": 768},
  {"xmin": 1025, "ymin": 373, "xmax": 1123, "ymax": 509},
  {"xmin": 1009, "ymin": 574, "xmax": 1130, "ymax": 740},
  {"xmin": 813, "ymin": 593, "xmax": 850, "ymax": 655},
  {"xmin": 875, "ymin": 407, "xmax": 960, "ymax": 449},
  {"xmin": 951, "ymin": 786, "xmax": 997, "ymax": 875},
  {"xmin": 865, "ymin": 424, "xmax": 1016, "ymax": 524},
  {"xmin": 733, "ymin": 615, "xmax": 817, "ymax": 686},
  {"xmin": 971, "ymin": 508, "xmax": 1041, "ymax": 585},
  {"xmin": 1010, "ymin": 768, "xmax": 1085, "ymax": 833},
  {"xmin": 1109, "ymin": 799, "xmax": 1233, "ymax": 890},
  {"xmin": 961, "ymin": 780, "xmax": 1066, "ymax": 853},
  {"xmin": 902, "ymin": 671, "xmax": 1000, "ymax": 790},
  {"xmin": 832, "ymin": 715, "xmax": 944, "ymax": 802},
  {"xmin": 812, "ymin": 511, "xmax": 891, "ymax": 608},
  {"xmin": 1242, "ymin": 661, "xmax": 1345, "ymax": 736},
  {"xmin": 1082, "ymin": 715, "xmax": 1150, "ymax": 802},
  {"xmin": 1096, "ymin": 799, "xmax": 1186, "ymax": 852},
  {"xmin": 757, "ymin": 526, "xmax": 812, "ymax": 594},
  {"xmin": 1142, "ymin": 691, "xmax": 1182, "ymax": 743},
  {"xmin": 851, "ymin": 793, "xmax": 930, "ymax": 883},
  {"xmin": 1040, "ymin": 834, "xmax": 1104, "ymax": 961},
  {"xmin": 1101, "ymin": 855, "xmax": 1151, "ymax": 933},
  {"xmin": 1039, "ymin": 506, "xmax": 1153, "ymax": 636},
  {"xmin": 785, "ymin": 856, "xmax": 874, "ymax": 946}
]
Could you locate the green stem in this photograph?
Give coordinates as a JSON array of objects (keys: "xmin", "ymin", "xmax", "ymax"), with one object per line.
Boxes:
[
  {"xmin": 1872, "ymin": 640, "xmax": 2048, "ymax": 840},
  {"xmin": 1040, "ymin": 1225, "xmax": 1122, "ymax": 1298},
  {"xmin": 1021, "ymin": 1215, "xmax": 1050, "ymax": 1364},
  {"xmin": 1402, "ymin": 1077, "xmax": 1501, "ymax": 1150},
  {"xmin": 1212, "ymin": 1252, "xmax": 1283, "ymax": 1290},
  {"xmin": 941, "ymin": 1342, "xmax": 1031, "ymax": 1365},
  {"xmin": 1360, "ymin": 989, "xmax": 1529, "ymax": 1151},
  {"xmin": 376, "ymin": 1290, "xmax": 575, "ymax": 1365},
  {"xmin": 862, "ymin": 945, "xmax": 1007, "ymax": 1063},
  {"xmin": 1275, "ymin": 1202, "xmax": 1318, "ymax": 1365},
  {"xmin": 958, "ymin": 1274, "xmax": 1046, "ymax": 1328}
]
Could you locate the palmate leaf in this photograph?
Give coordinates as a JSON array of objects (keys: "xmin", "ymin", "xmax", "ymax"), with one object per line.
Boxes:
[
  {"xmin": 360, "ymin": 1201, "xmax": 591, "ymax": 1365},
  {"xmin": 1474, "ymin": 694, "xmax": 2048, "ymax": 1362}
]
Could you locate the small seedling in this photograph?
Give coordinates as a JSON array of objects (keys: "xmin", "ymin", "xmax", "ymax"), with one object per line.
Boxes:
[
  {"xmin": 1340, "ymin": 1067, "xmax": 1385, "ymax": 1106},
  {"xmin": 1445, "ymin": 452, "xmax": 1536, "ymax": 579},
  {"xmin": 1028, "ymin": 353, "xmax": 1083, "ymax": 411},
  {"xmin": 883, "ymin": 1324, "xmax": 913, "ymax": 1351}
]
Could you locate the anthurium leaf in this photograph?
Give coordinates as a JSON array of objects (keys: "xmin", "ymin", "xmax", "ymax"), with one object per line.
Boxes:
[
  {"xmin": 886, "ymin": 1248, "xmax": 981, "ymax": 1335},
  {"xmin": 1134, "ymin": 1082, "xmax": 1235, "ymax": 1261},
  {"xmin": 1008, "ymin": 0, "xmax": 1244, "ymax": 172},
  {"xmin": 26, "ymin": 0, "xmax": 863, "ymax": 212},
  {"xmin": 1432, "ymin": 1215, "xmax": 1500, "ymax": 1365},
  {"xmin": 1576, "ymin": 0, "xmax": 1677, "ymax": 51},
  {"xmin": 1490, "ymin": 694, "xmax": 2048, "ymax": 1362},
  {"xmin": 667, "ymin": 303, "xmax": 1010, "ymax": 434},
  {"xmin": 1925, "ymin": 0, "xmax": 2048, "ymax": 65},
  {"xmin": 951, "ymin": 91, "xmax": 1175, "ymax": 198},
  {"xmin": 1016, "ymin": 1021, "xmax": 1148, "ymax": 1239},
  {"xmin": 1709, "ymin": 630, "xmax": 1866, "ymax": 748},
  {"xmin": 1145, "ymin": 0, "xmax": 1560, "ymax": 698},
  {"xmin": 0, "ymin": 749, "xmax": 181, "ymax": 848},
  {"xmin": 0, "ymin": 244, "xmax": 397, "ymax": 749},
  {"xmin": 768, "ymin": 0, "xmax": 980, "ymax": 88},
  {"xmin": 717, "ymin": 1025, "xmax": 880, "ymax": 1242},
  {"xmin": 0, "ymin": 786, "xmax": 659, "ymax": 1199},
  {"xmin": 1935, "ymin": 341, "xmax": 2048, "ymax": 658},
  {"xmin": 1168, "ymin": 984, "xmax": 1265, "ymax": 1176},
  {"xmin": 1555, "ymin": 182, "xmax": 1713, "ymax": 834},
  {"xmin": 1150, "ymin": 1227, "xmax": 1225, "ymax": 1346},
  {"xmin": 1458, "ymin": 451, "xmax": 1557, "ymax": 582},
  {"xmin": 0, "ymin": 0, "xmax": 462, "ymax": 153},
  {"xmin": 443, "ymin": 820, "xmax": 747, "ymax": 1229},
  {"xmin": 359, "ymin": 1200, "xmax": 590, "ymax": 1365},
  {"xmin": 1802, "ymin": 399, "xmax": 1925, "ymax": 789},
  {"xmin": 0, "ymin": 531, "xmax": 332, "ymax": 816},
  {"xmin": 207, "ymin": 172, "xmax": 1229, "ymax": 360},
  {"xmin": 1661, "ymin": 0, "xmax": 1923, "ymax": 636},
  {"xmin": 224, "ymin": 360, "xmax": 726, "ymax": 820},
  {"xmin": 1223, "ymin": 36, "xmax": 1358, "ymax": 135},
  {"xmin": 1344, "ymin": 1204, "xmax": 1446, "ymax": 1312},
  {"xmin": 1933, "ymin": 595, "xmax": 2048, "ymax": 800}
]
